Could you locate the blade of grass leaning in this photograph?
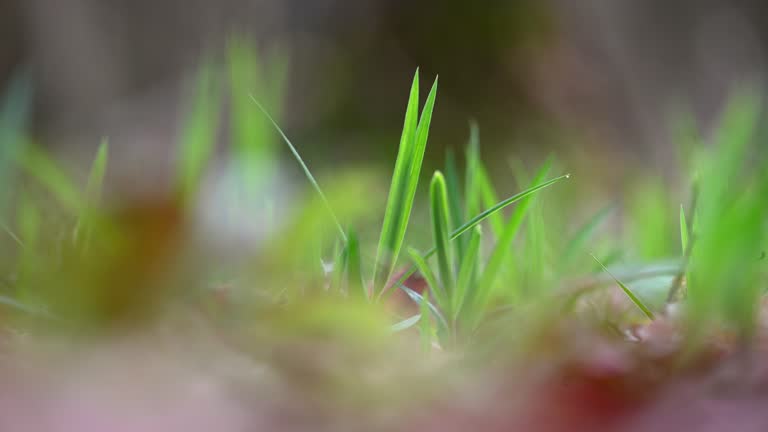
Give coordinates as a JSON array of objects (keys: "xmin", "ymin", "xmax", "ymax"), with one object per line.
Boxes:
[
  {"xmin": 401, "ymin": 284, "xmax": 449, "ymax": 330},
  {"xmin": 591, "ymin": 254, "xmax": 655, "ymax": 320},
  {"xmin": 430, "ymin": 172, "xmax": 455, "ymax": 313},
  {"xmin": 454, "ymin": 225, "xmax": 482, "ymax": 320},
  {"xmin": 373, "ymin": 73, "xmax": 438, "ymax": 292},
  {"xmin": 380, "ymin": 172, "xmax": 570, "ymax": 301},
  {"xmin": 407, "ymin": 247, "xmax": 446, "ymax": 309},
  {"xmin": 251, "ymin": 95, "xmax": 346, "ymax": 242}
]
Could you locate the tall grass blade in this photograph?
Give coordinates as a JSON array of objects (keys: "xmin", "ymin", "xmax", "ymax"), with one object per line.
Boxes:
[
  {"xmin": 251, "ymin": 96, "xmax": 346, "ymax": 241},
  {"xmin": 374, "ymin": 73, "xmax": 438, "ymax": 292}
]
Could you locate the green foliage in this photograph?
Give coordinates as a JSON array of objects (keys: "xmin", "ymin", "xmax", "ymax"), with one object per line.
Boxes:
[
  {"xmin": 374, "ymin": 72, "xmax": 439, "ymax": 294},
  {"xmin": 685, "ymin": 91, "xmax": 767, "ymax": 336}
]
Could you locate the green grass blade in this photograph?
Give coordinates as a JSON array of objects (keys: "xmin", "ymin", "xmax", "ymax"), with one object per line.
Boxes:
[
  {"xmin": 679, "ymin": 204, "xmax": 689, "ymax": 254},
  {"xmin": 453, "ymin": 172, "xmax": 568, "ymax": 241},
  {"xmin": 251, "ymin": 95, "xmax": 346, "ymax": 242},
  {"xmin": 374, "ymin": 73, "xmax": 438, "ymax": 292},
  {"xmin": 430, "ymin": 172, "xmax": 455, "ymax": 313},
  {"xmin": 346, "ymin": 229, "xmax": 366, "ymax": 300},
  {"xmin": 177, "ymin": 62, "xmax": 220, "ymax": 201},
  {"xmin": 591, "ymin": 254, "xmax": 655, "ymax": 320},
  {"xmin": 401, "ymin": 284, "xmax": 448, "ymax": 330},
  {"xmin": 454, "ymin": 225, "xmax": 482, "ymax": 320},
  {"xmin": 407, "ymin": 247, "xmax": 445, "ymax": 308}
]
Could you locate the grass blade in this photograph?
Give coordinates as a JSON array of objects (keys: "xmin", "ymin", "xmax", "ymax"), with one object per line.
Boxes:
[
  {"xmin": 401, "ymin": 284, "xmax": 448, "ymax": 330},
  {"xmin": 251, "ymin": 95, "xmax": 346, "ymax": 242},
  {"xmin": 430, "ymin": 172, "xmax": 455, "ymax": 314},
  {"xmin": 407, "ymin": 247, "xmax": 445, "ymax": 308},
  {"xmin": 591, "ymin": 254, "xmax": 655, "ymax": 320},
  {"xmin": 374, "ymin": 73, "xmax": 438, "ymax": 292},
  {"xmin": 454, "ymin": 225, "xmax": 482, "ymax": 320},
  {"xmin": 346, "ymin": 229, "xmax": 366, "ymax": 299}
]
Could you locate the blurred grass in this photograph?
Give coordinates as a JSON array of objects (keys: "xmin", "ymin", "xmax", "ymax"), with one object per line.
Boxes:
[{"xmin": 0, "ymin": 40, "xmax": 766, "ymax": 363}]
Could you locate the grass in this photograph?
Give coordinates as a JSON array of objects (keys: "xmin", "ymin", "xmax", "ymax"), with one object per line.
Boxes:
[{"xmin": 0, "ymin": 43, "xmax": 766, "ymax": 362}]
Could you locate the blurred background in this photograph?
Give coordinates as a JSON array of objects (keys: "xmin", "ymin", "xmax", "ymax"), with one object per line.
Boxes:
[{"xmin": 1, "ymin": 0, "xmax": 766, "ymax": 182}]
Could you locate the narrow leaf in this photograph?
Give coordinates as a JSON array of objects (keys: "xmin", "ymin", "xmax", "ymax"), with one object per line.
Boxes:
[
  {"xmin": 591, "ymin": 254, "xmax": 655, "ymax": 320},
  {"xmin": 251, "ymin": 96, "xmax": 346, "ymax": 241},
  {"xmin": 407, "ymin": 247, "xmax": 445, "ymax": 308},
  {"xmin": 430, "ymin": 172, "xmax": 455, "ymax": 310},
  {"xmin": 455, "ymin": 225, "xmax": 482, "ymax": 319}
]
